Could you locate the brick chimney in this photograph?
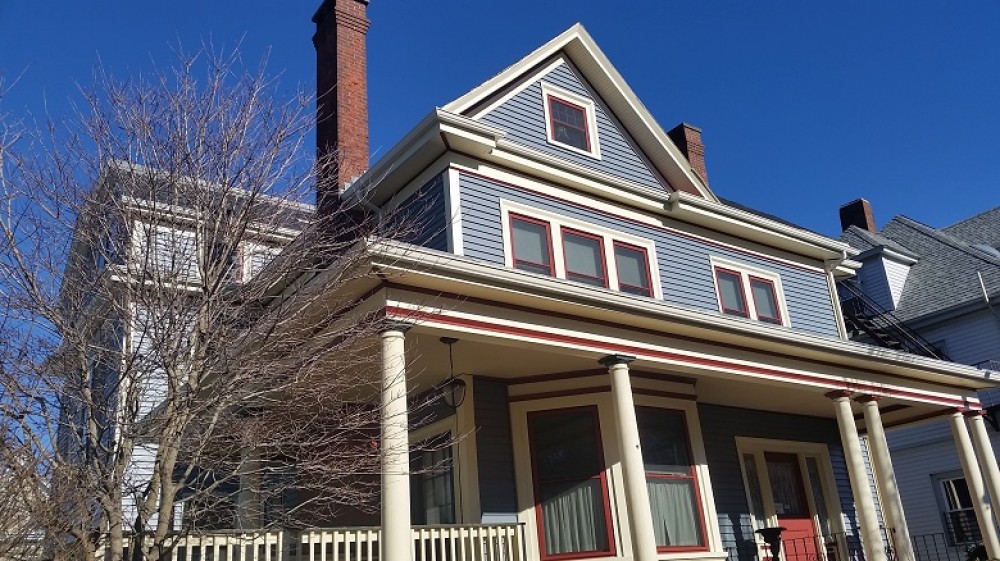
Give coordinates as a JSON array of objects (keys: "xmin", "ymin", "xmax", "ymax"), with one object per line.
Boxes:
[
  {"xmin": 313, "ymin": 0, "xmax": 370, "ymax": 214},
  {"xmin": 668, "ymin": 123, "xmax": 708, "ymax": 186},
  {"xmin": 839, "ymin": 199, "xmax": 877, "ymax": 232}
]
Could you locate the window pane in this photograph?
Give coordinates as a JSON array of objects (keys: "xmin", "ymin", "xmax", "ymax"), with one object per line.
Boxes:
[
  {"xmin": 805, "ymin": 457, "xmax": 832, "ymax": 535},
  {"xmin": 638, "ymin": 409, "xmax": 691, "ymax": 474},
  {"xmin": 411, "ymin": 445, "xmax": 455, "ymax": 525},
  {"xmin": 751, "ymin": 278, "xmax": 781, "ymax": 323},
  {"xmin": 647, "ymin": 478, "xmax": 704, "ymax": 547},
  {"xmin": 716, "ymin": 270, "xmax": 747, "ymax": 316},
  {"xmin": 533, "ymin": 411, "xmax": 602, "ymax": 479},
  {"xmin": 563, "ymin": 231, "xmax": 605, "ymax": 286},
  {"xmin": 540, "ymin": 479, "xmax": 610, "ymax": 555},
  {"xmin": 615, "ymin": 245, "xmax": 650, "ymax": 295},
  {"xmin": 512, "ymin": 218, "xmax": 551, "ymax": 274},
  {"xmin": 765, "ymin": 454, "xmax": 808, "ymax": 516},
  {"xmin": 549, "ymin": 98, "xmax": 589, "ymax": 151}
]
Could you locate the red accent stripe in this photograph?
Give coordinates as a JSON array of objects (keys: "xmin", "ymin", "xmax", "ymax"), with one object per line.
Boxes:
[{"xmin": 385, "ymin": 305, "xmax": 977, "ymax": 409}]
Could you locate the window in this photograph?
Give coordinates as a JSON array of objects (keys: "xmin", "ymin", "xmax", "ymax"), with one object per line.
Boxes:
[
  {"xmin": 542, "ymin": 83, "xmax": 600, "ymax": 158},
  {"xmin": 241, "ymin": 243, "xmax": 279, "ymax": 281},
  {"xmin": 637, "ymin": 408, "xmax": 707, "ymax": 551},
  {"xmin": 939, "ymin": 476, "xmax": 981, "ymax": 545},
  {"xmin": 411, "ymin": 435, "xmax": 455, "ymax": 525},
  {"xmin": 136, "ymin": 224, "xmax": 200, "ymax": 281},
  {"xmin": 712, "ymin": 261, "xmax": 788, "ymax": 326},
  {"xmin": 511, "ymin": 214, "xmax": 555, "ymax": 276},
  {"xmin": 528, "ymin": 407, "xmax": 615, "ymax": 559},
  {"xmin": 502, "ymin": 203, "xmax": 659, "ymax": 298},
  {"xmin": 562, "ymin": 229, "xmax": 607, "ymax": 287},
  {"xmin": 614, "ymin": 242, "xmax": 653, "ymax": 297},
  {"xmin": 548, "ymin": 98, "xmax": 590, "ymax": 152}
]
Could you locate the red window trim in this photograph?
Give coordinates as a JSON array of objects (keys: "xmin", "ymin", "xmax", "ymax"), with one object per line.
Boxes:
[
  {"xmin": 613, "ymin": 241, "xmax": 652, "ymax": 297},
  {"xmin": 637, "ymin": 407, "xmax": 710, "ymax": 553},
  {"xmin": 527, "ymin": 406, "xmax": 616, "ymax": 561},
  {"xmin": 714, "ymin": 267, "xmax": 750, "ymax": 318},
  {"xmin": 547, "ymin": 96, "xmax": 592, "ymax": 153},
  {"xmin": 561, "ymin": 227, "xmax": 608, "ymax": 288},
  {"xmin": 749, "ymin": 276, "xmax": 783, "ymax": 325},
  {"xmin": 509, "ymin": 213, "xmax": 555, "ymax": 277}
]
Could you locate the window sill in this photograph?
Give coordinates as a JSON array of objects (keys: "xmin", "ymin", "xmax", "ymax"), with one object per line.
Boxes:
[{"xmin": 657, "ymin": 551, "xmax": 728, "ymax": 561}]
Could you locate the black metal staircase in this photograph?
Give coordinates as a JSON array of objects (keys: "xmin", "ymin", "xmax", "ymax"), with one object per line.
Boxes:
[{"xmin": 838, "ymin": 279, "xmax": 949, "ymax": 360}]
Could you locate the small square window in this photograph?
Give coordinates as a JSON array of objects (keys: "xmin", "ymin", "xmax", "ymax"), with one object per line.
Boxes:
[
  {"xmin": 614, "ymin": 242, "xmax": 652, "ymax": 297},
  {"xmin": 562, "ymin": 228, "xmax": 607, "ymax": 287},
  {"xmin": 715, "ymin": 268, "xmax": 749, "ymax": 318},
  {"xmin": 510, "ymin": 214, "xmax": 554, "ymax": 276}
]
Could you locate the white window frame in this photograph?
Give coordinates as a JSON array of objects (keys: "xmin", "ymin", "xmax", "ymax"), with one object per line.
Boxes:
[
  {"xmin": 710, "ymin": 257, "xmax": 790, "ymax": 327},
  {"xmin": 541, "ymin": 82, "xmax": 602, "ymax": 159},
  {"xmin": 934, "ymin": 473, "xmax": 981, "ymax": 545},
  {"xmin": 241, "ymin": 242, "xmax": 279, "ymax": 282},
  {"xmin": 131, "ymin": 221, "xmax": 201, "ymax": 282},
  {"xmin": 500, "ymin": 200, "xmax": 661, "ymax": 299}
]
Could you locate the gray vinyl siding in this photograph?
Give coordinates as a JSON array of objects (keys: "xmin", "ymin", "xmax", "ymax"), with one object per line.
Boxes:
[
  {"xmin": 459, "ymin": 172, "xmax": 840, "ymax": 338},
  {"xmin": 917, "ymin": 310, "xmax": 1000, "ymax": 368},
  {"xmin": 478, "ymin": 60, "xmax": 664, "ymax": 191},
  {"xmin": 886, "ymin": 422, "xmax": 960, "ymax": 538},
  {"xmin": 698, "ymin": 404, "xmax": 859, "ymax": 561},
  {"xmin": 857, "ymin": 257, "xmax": 895, "ymax": 312},
  {"xmin": 393, "ymin": 173, "xmax": 448, "ymax": 252},
  {"xmin": 473, "ymin": 377, "xmax": 518, "ymax": 523}
]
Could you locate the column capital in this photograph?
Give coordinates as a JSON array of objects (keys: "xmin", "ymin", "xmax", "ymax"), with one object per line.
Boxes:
[
  {"xmin": 599, "ymin": 354, "xmax": 636, "ymax": 367},
  {"xmin": 825, "ymin": 389, "xmax": 853, "ymax": 400},
  {"xmin": 854, "ymin": 394, "xmax": 881, "ymax": 404},
  {"xmin": 964, "ymin": 409, "xmax": 987, "ymax": 418},
  {"xmin": 380, "ymin": 321, "xmax": 412, "ymax": 335}
]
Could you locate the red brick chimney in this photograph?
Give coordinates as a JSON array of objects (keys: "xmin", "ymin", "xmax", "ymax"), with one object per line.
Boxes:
[
  {"xmin": 668, "ymin": 123, "xmax": 708, "ymax": 186},
  {"xmin": 840, "ymin": 199, "xmax": 877, "ymax": 232},
  {"xmin": 313, "ymin": 0, "xmax": 370, "ymax": 214}
]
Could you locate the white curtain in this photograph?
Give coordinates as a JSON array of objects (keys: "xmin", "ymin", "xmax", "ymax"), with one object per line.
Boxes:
[
  {"xmin": 648, "ymin": 478, "xmax": 702, "ymax": 547},
  {"xmin": 542, "ymin": 480, "xmax": 606, "ymax": 555}
]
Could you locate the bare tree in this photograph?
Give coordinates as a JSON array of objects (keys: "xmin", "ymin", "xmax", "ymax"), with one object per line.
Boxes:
[{"xmin": 0, "ymin": 47, "xmax": 433, "ymax": 561}]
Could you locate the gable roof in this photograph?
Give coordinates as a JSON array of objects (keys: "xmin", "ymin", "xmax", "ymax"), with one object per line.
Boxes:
[
  {"xmin": 843, "ymin": 214, "xmax": 1000, "ymax": 324},
  {"xmin": 442, "ymin": 24, "xmax": 717, "ymax": 202},
  {"xmin": 942, "ymin": 205, "xmax": 1000, "ymax": 248}
]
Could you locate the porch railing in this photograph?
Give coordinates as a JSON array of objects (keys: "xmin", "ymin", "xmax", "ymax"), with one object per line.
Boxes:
[
  {"xmin": 116, "ymin": 524, "xmax": 526, "ymax": 561},
  {"xmin": 725, "ymin": 528, "xmax": 983, "ymax": 561}
]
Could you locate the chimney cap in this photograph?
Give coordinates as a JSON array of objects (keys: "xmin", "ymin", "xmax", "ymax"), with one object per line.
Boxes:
[{"xmin": 313, "ymin": 0, "xmax": 370, "ymax": 24}]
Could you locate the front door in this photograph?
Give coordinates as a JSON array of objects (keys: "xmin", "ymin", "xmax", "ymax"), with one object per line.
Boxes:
[{"xmin": 764, "ymin": 453, "xmax": 819, "ymax": 561}]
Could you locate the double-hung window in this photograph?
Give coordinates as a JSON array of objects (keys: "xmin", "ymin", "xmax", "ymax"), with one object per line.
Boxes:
[
  {"xmin": 505, "ymin": 206, "xmax": 657, "ymax": 298},
  {"xmin": 939, "ymin": 476, "xmax": 981, "ymax": 545},
  {"xmin": 528, "ymin": 407, "xmax": 615, "ymax": 559},
  {"xmin": 712, "ymin": 260, "xmax": 787, "ymax": 326},
  {"xmin": 637, "ymin": 407, "xmax": 707, "ymax": 551},
  {"xmin": 541, "ymin": 83, "xmax": 600, "ymax": 158}
]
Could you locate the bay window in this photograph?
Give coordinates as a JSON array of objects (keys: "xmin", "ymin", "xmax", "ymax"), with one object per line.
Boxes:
[
  {"xmin": 528, "ymin": 407, "xmax": 615, "ymax": 559},
  {"xmin": 637, "ymin": 407, "xmax": 707, "ymax": 551}
]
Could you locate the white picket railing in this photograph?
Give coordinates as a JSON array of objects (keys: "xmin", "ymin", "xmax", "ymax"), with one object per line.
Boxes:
[{"xmin": 125, "ymin": 524, "xmax": 526, "ymax": 561}]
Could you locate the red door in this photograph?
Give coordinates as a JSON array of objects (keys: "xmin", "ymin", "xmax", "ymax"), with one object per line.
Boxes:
[{"xmin": 764, "ymin": 453, "xmax": 819, "ymax": 561}]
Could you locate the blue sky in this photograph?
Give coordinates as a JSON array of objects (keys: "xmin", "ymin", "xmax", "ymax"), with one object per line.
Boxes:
[{"xmin": 2, "ymin": 1, "xmax": 998, "ymax": 237}]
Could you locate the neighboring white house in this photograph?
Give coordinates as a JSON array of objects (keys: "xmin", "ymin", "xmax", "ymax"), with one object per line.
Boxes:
[{"xmin": 839, "ymin": 199, "xmax": 1000, "ymax": 555}]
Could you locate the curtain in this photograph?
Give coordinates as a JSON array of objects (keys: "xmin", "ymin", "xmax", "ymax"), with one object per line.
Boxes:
[
  {"xmin": 541, "ymin": 479, "xmax": 607, "ymax": 555},
  {"xmin": 647, "ymin": 478, "xmax": 703, "ymax": 547}
]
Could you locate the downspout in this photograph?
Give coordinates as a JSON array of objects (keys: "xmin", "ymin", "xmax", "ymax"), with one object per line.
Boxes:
[{"xmin": 827, "ymin": 250, "xmax": 850, "ymax": 340}]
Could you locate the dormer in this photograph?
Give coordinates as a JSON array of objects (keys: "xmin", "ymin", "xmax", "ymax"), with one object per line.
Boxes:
[{"xmin": 839, "ymin": 199, "xmax": 917, "ymax": 312}]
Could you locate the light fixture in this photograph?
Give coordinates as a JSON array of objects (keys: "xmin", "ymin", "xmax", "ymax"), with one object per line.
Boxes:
[{"xmin": 439, "ymin": 336, "xmax": 466, "ymax": 409}]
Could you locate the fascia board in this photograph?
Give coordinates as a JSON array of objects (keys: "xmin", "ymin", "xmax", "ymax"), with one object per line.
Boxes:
[
  {"xmin": 855, "ymin": 245, "xmax": 920, "ymax": 265},
  {"xmin": 368, "ymin": 241, "xmax": 991, "ymax": 389},
  {"xmin": 442, "ymin": 24, "xmax": 714, "ymax": 201}
]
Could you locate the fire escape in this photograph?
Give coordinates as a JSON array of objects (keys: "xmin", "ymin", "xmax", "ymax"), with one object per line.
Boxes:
[{"xmin": 837, "ymin": 279, "xmax": 949, "ymax": 360}]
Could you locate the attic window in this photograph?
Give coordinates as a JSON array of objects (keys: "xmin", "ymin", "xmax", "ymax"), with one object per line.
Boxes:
[{"xmin": 542, "ymin": 83, "xmax": 600, "ymax": 159}]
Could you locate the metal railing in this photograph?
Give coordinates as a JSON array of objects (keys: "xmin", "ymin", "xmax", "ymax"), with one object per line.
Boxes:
[
  {"xmin": 725, "ymin": 527, "xmax": 985, "ymax": 561},
  {"xmin": 838, "ymin": 280, "xmax": 948, "ymax": 360}
]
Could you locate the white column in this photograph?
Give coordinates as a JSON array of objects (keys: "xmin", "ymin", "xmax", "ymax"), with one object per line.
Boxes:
[
  {"xmin": 857, "ymin": 396, "xmax": 912, "ymax": 561},
  {"xmin": 601, "ymin": 354, "xmax": 658, "ymax": 561},
  {"xmin": 381, "ymin": 326, "xmax": 411, "ymax": 561},
  {"xmin": 967, "ymin": 411, "xmax": 1000, "ymax": 532},
  {"xmin": 828, "ymin": 391, "xmax": 886, "ymax": 561},
  {"xmin": 236, "ymin": 448, "xmax": 261, "ymax": 529},
  {"xmin": 952, "ymin": 410, "xmax": 1000, "ymax": 558}
]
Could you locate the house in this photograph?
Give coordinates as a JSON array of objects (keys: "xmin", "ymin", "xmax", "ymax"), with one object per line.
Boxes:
[
  {"xmin": 54, "ymin": 160, "xmax": 312, "ymax": 534},
  {"xmin": 838, "ymin": 199, "xmax": 1000, "ymax": 556},
  {"xmin": 209, "ymin": 2, "xmax": 1000, "ymax": 561},
  {"xmin": 55, "ymin": 2, "xmax": 1000, "ymax": 561}
]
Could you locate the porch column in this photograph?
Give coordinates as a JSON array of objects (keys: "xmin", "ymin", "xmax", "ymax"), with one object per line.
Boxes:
[
  {"xmin": 601, "ymin": 354, "xmax": 658, "ymax": 561},
  {"xmin": 856, "ymin": 396, "xmax": 912, "ymax": 561},
  {"xmin": 236, "ymin": 447, "xmax": 261, "ymax": 529},
  {"xmin": 381, "ymin": 325, "xmax": 411, "ymax": 561},
  {"xmin": 828, "ymin": 391, "xmax": 886, "ymax": 561},
  {"xmin": 967, "ymin": 410, "xmax": 1000, "ymax": 532},
  {"xmin": 953, "ymin": 410, "xmax": 1000, "ymax": 557}
]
